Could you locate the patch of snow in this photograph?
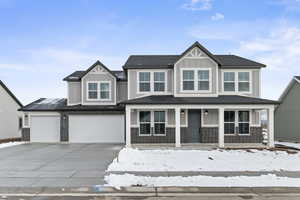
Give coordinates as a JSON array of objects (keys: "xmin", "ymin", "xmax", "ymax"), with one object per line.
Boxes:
[
  {"xmin": 107, "ymin": 148, "xmax": 300, "ymax": 172},
  {"xmin": 105, "ymin": 174, "xmax": 300, "ymax": 188},
  {"xmin": 37, "ymin": 98, "xmax": 62, "ymax": 104},
  {"xmin": 0, "ymin": 142, "xmax": 24, "ymax": 149},
  {"xmin": 276, "ymin": 142, "xmax": 300, "ymax": 149}
]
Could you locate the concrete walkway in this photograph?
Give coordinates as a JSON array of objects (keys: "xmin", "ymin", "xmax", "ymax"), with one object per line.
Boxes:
[{"xmin": 0, "ymin": 143, "xmax": 123, "ymax": 187}]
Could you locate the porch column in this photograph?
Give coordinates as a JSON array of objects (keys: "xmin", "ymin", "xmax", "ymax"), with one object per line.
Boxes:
[
  {"xmin": 125, "ymin": 106, "xmax": 131, "ymax": 147},
  {"xmin": 175, "ymin": 107, "xmax": 181, "ymax": 147},
  {"xmin": 218, "ymin": 107, "xmax": 224, "ymax": 148},
  {"xmin": 267, "ymin": 106, "xmax": 275, "ymax": 148}
]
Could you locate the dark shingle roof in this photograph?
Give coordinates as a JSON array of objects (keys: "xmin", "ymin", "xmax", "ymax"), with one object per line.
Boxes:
[
  {"xmin": 20, "ymin": 98, "xmax": 66, "ymax": 111},
  {"xmin": 294, "ymin": 76, "xmax": 300, "ymax": 81},
  {"xmin": 121, "ymin": 95, "xmax": 278, "ymax": 105},
  {"xmin": 19, "ymin": 98, "xmax": 124, "ymax": 112},
  {"xmin": 0, "ymin": 80, "xmax": 23, "ymax": 107},
  {"xmin": 123, "ymin": 54, "xmax": 265, "ymax": 69},
  {"xmin": 63, "ymin": 70, "xmax": 126, "ymax": 82}
]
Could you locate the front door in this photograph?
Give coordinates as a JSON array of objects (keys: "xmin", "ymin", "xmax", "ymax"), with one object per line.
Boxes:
[{"xmin": 186, "ymin": 110, "xmax": 201, "ymax": 143}]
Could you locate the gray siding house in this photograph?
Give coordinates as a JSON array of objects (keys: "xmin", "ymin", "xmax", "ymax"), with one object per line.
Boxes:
[
  {"xmin": 275, "ymin": 76, "xmax": 300, "ymax": 142},
  {"xmin": 0, "ymin": 80, "xmax": 23, "ymax": 141},
  {"xmin": 20, "ymin": 42, "xmax": 278, "ymax": 148}
]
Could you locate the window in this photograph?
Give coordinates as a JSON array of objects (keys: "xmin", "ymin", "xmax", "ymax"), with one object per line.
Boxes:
[
  {"xmin": 100, "ymin": 82, "xmax": 110, "ymax": 99},
  {"xmin": 139, "ymin": 111, "xmax": 151, "ymax": 136},
  {"xmin": 223, "ymin": 72, "xmax": 235, "ymax": 92},
  {"xmin": 88, "ymin": 82, "xmax": 98, "ymax": 99},
  {"xmin": 154, "ymin": 72, "xmax": 165, "ymax": 92},
  {"xmin": 238, "ymin": 72, "xmax": 250, "ymax": 92},
  {"xmin": 223, "ymin": 71, "xmax": 251, "ymax": 93},
  {"xmin": 154, "ymin": 111, "xmax": 166, "ymax": 135},
  {"xmin": 182, "ymin": 70, "xmax": 194, "ymax": 90},
  {"xmin": 87, "ymin": 81, "xmax": 111, "ymax": 100},
  {"xmin": 139, "ymin": 72, "xmax": 151, "ymax": 92},
  {"xmin": 198, "ymin": 70, "xmax": 209, "ymax": 91},
  {"xmin": 224, "ymin": 111, "xmax": 235, "ymax": 135},
  {"xmin": 238, "ymin": 111, "xmax": 250, "ymax": 135}
]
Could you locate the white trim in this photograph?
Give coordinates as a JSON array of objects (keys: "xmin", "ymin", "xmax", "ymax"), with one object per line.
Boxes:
[
  {"xmin": 218, "ymin": 108, "xmax": 224, "ymax": 148},
  {"xmin": 22, "ymin": 113, "xmax": 30, "ymax": 128},
  {"xmin": 175, "ymin": 107, "xmax": 181, "ymax": 147},
  {"xmin": 86, "ymin": 81, "xmax": 112, "ymax": 101},
  {"xmin": 137, "ymin": 70, "xmax": 169, "ymax": 95},
  {"xmin": 137, "ymin": 110, "xmax": 167, "ymax": 136},
  {"xmin": 267, "ymin": 107, "xmax": 275, "ymax": 148},
  {"xmin": 221, "ymin": 70, "xmax": 253, "ymax": 95},
  {"xmin": 126, "ymin": 107, "xmax": 131, "ymax": 147},
  {"xmin": 180, "ymin": 68, "xmax": 212, "ymax": 93}
]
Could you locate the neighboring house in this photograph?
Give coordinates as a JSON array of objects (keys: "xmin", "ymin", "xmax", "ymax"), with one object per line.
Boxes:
[
  {"xmin": 0, "ymin": 80, "xmax": 23, "ymax": 141},
  {"xmin": 275, "ymin": 76, "xmax": 300, "ymax": 142},
  {"xmin": 20, "ymin": 42, "xmax": 278, "ymax": 148}
]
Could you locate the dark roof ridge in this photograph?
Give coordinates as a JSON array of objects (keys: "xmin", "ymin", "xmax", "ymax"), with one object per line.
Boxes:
[{"xmin": 0, "ymin": 80, "xmax": 23, "ymax": 107}]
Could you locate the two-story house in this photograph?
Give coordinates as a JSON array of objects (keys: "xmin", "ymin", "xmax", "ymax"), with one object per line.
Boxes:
[{"xmin": 20, "ymin": 42, "xmax": 278, "ymax": 148}]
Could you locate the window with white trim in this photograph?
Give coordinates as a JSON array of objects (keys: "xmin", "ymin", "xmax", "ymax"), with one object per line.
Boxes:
[
  {"xmin": 223, "ymin": 71, "xmax": 251, "ymax": 93},
  {"xmin": 139, "ymin": 111, "xmax": 151, "ymax": 136},
  {"xmin": 238, "ymin": 72, "xmax": 250, "ymax": 92},
  {"xmin": 87, "ymin": 81, "xmax": 111, "ymax": 100},
  {"xmin": 182, "ymin": 69, "xmax": 211, "ymax": 92},
  {"xmin": 238, "ymin": 111, "xmax": 250, "ymax": 135},
  {"xmin": 139, "ymin": 110, "xmax": 166, "ymax": 136},
  {"xmin": 154, "ymin": 72, "xmax": 165, "ymax": 92},
  {"xmin": 182, "ymin": 70, "xmax": 194, "ymax": 90},
  {"xmin": 138, "ymin": 71, "xmax": 166, "ymax": 93},
  {"xmin": 88, "ymin": 82, "xmax": 98, "ymax": 99},
  {"xmin": 23, "ymin": 113, "xmax": 29, "ymax": 128},
  {"xmin": 223, "ymin": 72, "xmax": 235, "ymax": 92},
  {"xmin": 139, "ymin": 72, "xmax": 151, "ymax": 92},
  {"xmin": 100, "ymin": 82, "xmax": 110, "ymax": 99},
  {"xmin": 224, "ymin": 111, "xmax": 235, "ymax": 135}
]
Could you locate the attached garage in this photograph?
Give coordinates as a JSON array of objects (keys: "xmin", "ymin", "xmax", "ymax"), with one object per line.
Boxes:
[
  {"xmin": 68, "ymin": 114, "xmax": 124, "ymax": 143},
  {"xmin": 30, "ymin": 115, "xmax": 60, "ymax": 142}
]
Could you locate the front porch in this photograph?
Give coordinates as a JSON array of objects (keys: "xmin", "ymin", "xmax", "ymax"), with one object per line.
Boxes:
[{"xmin": 125, "ymin": 104, "xmax": 275, "ymax": 148}]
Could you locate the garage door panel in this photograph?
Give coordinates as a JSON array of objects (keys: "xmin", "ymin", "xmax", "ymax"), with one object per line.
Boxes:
[
  {"xmin": 69, "ymin": 115, "xmax": 124, "ymax": 143},
  {"xmin": 31, "ymin": 116, "xmax": 60, "ymax": 142}
]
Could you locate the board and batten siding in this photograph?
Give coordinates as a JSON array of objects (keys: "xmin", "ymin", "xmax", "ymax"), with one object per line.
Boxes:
[
  {"xmin": 218, "ymin": 69, "xmax": 261, "ymax": 98},
  {"xmin": 0, "ymin": 85, "xmax": 22, "ymax": 139},
  {"xmin": 128, "ymin": 69, "xmax": 173, "ymax": 99},
  {"xmin": 117, "ymin": 81, "xmax": 128, "ymax": 102},
  {"xmin": 67, "ymin": 82, "xmax": 81, "ymax": 105},
  {"xmin": 175, "ymin": 57, "xmax": 218, "ymax": 96},
  {"xmin": 82, "ymin": 72, "xmax": 116, "ymax": 105},
  {"xmin": 275, "ymin": 82, "xmax": 300, "ymax": 142}
]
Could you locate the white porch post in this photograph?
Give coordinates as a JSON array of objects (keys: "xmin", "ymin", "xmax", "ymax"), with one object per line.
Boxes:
[
  {"xmin": 126, "ymin": 106, "xmax": 131, "ymax": 147},
  {"xmin": 175, "ymin": 107, "xmax": 181, "ymax": 147},
  {"xmin": 267, "ymin": 106, "xmax": 275, "ymax": 148},
  {"xmin": 218, "ymin": 107, "xmax": 224, "ymax": 148}
]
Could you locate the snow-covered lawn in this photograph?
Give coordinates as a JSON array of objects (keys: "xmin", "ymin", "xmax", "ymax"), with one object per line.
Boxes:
[
  {"xmin": 0, "ymin": 142, "xmax": 24, "ymax": 149},
  {"xmin": 276, "ymin": 141, "xmax": 300, "ymax": 149},
  {"xmin": 105, "ymin": 174, "xmax": 300, "ymax": 188},
  {"xmin": 107, "ymin": 148, "xmax": 300, "ymax": 172}
]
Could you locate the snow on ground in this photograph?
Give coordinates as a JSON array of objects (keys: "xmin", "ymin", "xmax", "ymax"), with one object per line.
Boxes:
[
  {"xmin": 0, "ymin": 142, "xmax": 24, "ymax": 149},
  {"xmin": 107, "ymin": 148, "xmax": 300, "ymax": 172},
  {"xmin": 276, "ymin": 141, "xmax": 300, "ymax": 149},
  {"xmin": 105, "ymin": 174, "xmax": 300, "ymax": 188}
]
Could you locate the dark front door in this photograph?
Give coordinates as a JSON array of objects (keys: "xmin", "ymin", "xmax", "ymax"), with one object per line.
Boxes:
[{"xmin": 186, "ymin": 109, "xmax": 201, "ymax": 143}]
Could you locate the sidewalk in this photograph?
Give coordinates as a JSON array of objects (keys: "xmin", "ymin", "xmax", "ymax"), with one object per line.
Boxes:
[{"xmin": 106, "ymin": 171, "xmax": 300, "ymax": 178}]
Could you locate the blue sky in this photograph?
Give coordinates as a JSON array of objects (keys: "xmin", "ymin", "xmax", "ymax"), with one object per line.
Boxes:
[{"xmin": 1, "ymin": 0, "xmax": 300, "ymax": 104}]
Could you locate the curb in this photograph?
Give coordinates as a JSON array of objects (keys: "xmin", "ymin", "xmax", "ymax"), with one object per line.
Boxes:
[{"xmin": 0, "ymin": 186, "xmax": 300, "ymax": 196}]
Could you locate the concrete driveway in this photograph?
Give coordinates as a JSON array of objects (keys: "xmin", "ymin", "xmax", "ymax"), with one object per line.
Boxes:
[{"xmin": 0, "ymin": 143, "xmax": 122, "ymax": 187}]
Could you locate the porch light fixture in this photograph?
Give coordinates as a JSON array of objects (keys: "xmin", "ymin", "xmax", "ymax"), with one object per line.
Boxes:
[
  {"xmin": 204, "ymin": 110, "xmax": 209, "ymax": 116},
  {"xmin": 180, "ymin": 110, "xmax": 185, "ymax": 115}
]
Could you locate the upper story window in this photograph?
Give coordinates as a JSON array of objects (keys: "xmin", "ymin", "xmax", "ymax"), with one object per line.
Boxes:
[
  {"xmin": 138, "ymin": 71, "xmax": 166, "ymax": 93},
  {"xmin": 181, "ymin": 69, "xmax": 211, "ymax": 92},
  {"xmin": 223, "ymin": 71, "xmax": 251, "ymax": 93},
  {"xmin": 87, "ymin": 81, "xmax": 111, "ymax": 100}
]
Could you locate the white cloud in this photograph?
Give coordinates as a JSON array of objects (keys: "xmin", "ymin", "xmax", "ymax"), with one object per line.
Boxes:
[
  {"xmin": 270, "ymin": 0, "xmax": 300, "ymax": 10},
  {"xmin": 211, "ymin": 13, "xmax": 224, "ymax": 21},
  {"xmin": 182, "ymin": 0, "xmax": 212, "ymax": 11}
]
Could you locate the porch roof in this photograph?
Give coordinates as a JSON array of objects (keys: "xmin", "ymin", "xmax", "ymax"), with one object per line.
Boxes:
[{"xmin": 121, "ymin": 95, "xmax": 279, "ymax": 105}]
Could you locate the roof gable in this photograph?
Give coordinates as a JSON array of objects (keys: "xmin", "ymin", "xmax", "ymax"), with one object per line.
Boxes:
[
  {"xmin": 176, "ymin": 41, "xmax": 222, "ymax": 66},
  {"xmin": 81, "ymin": 60, "xmax": 117, "ymax": 80},
  {"xmin": 278, "ymin": 76, "xmax": 300, "ymax": 102},
  {"xmin": 0, "ymin": 80, "xmax": 23, "ymax": 107}
]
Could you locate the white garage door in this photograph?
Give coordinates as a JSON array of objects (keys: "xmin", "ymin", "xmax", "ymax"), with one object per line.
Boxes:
[
  {"xmin": 31, "ymin": 115, "xmax": 60, "ymax": 142},
  {"xmin": 69, "ymin": 115, "xmax": 124, "ymax": 143}
]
